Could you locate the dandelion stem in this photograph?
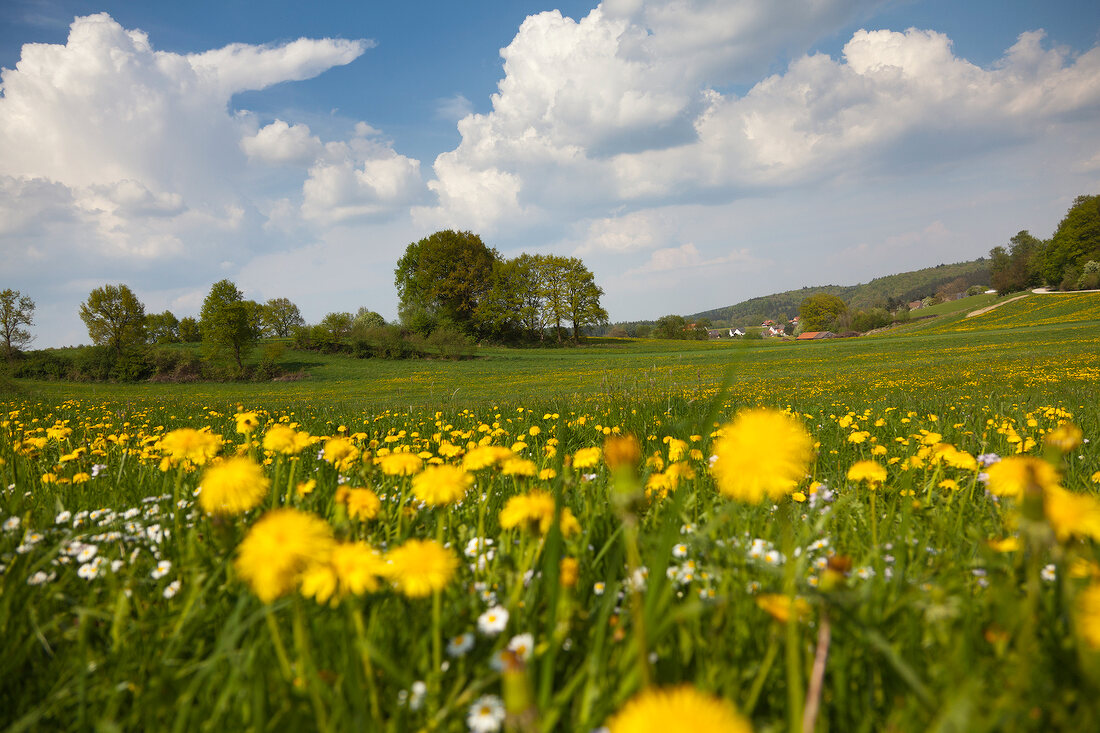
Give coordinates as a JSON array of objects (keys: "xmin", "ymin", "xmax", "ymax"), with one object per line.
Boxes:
[
  {"xmin": 349, "ymin": 605, "xmax": 381, "ymax": 723},
  {"xmin": 264, "ymin": 611, "xmax": 293, "ymax": 682},
  {"xmin": 744, "ymin": 629, "xmax": 780, "ymax": 715}
]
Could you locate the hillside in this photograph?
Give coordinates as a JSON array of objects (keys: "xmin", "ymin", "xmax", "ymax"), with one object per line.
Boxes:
[{"xmin": 691, "ymin": 259, "xmax": 990, "ymax": 325}]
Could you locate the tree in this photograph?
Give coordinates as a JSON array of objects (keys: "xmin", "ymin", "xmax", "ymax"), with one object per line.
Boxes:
[
  {"xmin": 261, "ymin": 297, "xmax": 304, "ymax": 337},
  {"xmin": 0, "ymin": 289, "xmax": 35, "ymax": 362},
  {"xmin": 395, "ymin": 230, "xmax": 499, "ymax": 336},
  {"xmin": 1042, "ymin": 195, "xmax": 1100, "ymax": 287},
  {"xmin": 319, "ymin": 312, "xmax": 354, "ymax": 348},
  {"xmin": 353, "ymin": 307, "xmax": 386, "ymax": 330},
  {"xmin": 79, "ymin": 284, "xmax": 146, "ymax": 357},
  {"xmin": 654, "ymin": 314, "xmax": 686, "ymax": 339},
  {"xmin": 178, "ymin": 317, "xmax": 201, "ymax": 343},
  {"xmin": 145, "ymin": 311, "xmax": 180, "ymax": 344},
  {"xmin": 799, "ymin": 293, "xmax": 848, "ymax": 331},
  {"xmin": 200, "ymin": 280, "xmax": 259, "ymax": 371},
  {"xmin": 561, "ymin": 257, "xmax": 608, "ymax": 342}
]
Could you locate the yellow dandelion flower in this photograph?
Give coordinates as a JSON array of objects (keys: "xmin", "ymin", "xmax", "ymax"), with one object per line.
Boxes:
[
  {"xmin": 1044, "ymin": 486, "xmax": 1100, "ymax": 542},
  {"xmin": 1078, "ymin": 584, "xmax": 1100, "ymax": 649},
  {"xmin": 300, "ymin": 562, "xmax": 339, "ymax": 605},
  {"xmin": 331, "ymin": 541, "xmax": 387, "ymax": 596},
  {"xmin": 605, "ymin": 434, "xmax": 642, "ymax": 470},
  {"xmin": 384, "ymin": 539, "xmax": 458, "ymax": 598},
  {"xmin": 235, "ymin": 412, "xmax": 261, "ymax": 435},
  {"xmin": 344, "ymin": 488, "xmax": 382, "ymax": 521},
  {"xmin": 756, "ymin": 593, "xmax": 812, "ymax": 624},
  {"xmin": 296, "ymin": 479, "xmax": 316, "ymax": 496},
  {"xmin": 606, "ymin": 685, "xmax": 751, "ymax": 733},
  {"xmin": 323, "ymin": 437, "xmax": 360, "ymax": 472},
  {"xmin": 236, "ymin": 509, "xmax": 335, "ymax": 603},
  {"xmin": 412, "ymin": 465, "xmax": 473, "ymax": 506},
  {"xmin": 72, "ymin": 472, "xmax": 91, "ymax": 484},
  {"xmin": 572, "ymin": 446, "xmax": 602, "ymax": 469},
  {"xmin": 499, "ymin": 490, "xmax": 580, "ymax": 537},
  {"xmin": 559, "ymin": 557, "xmax": 579, "ymax": 588},
  {"xmin": 847, "ymin": 460, "xmax": 887, "ymax": 488},
  {"xmin": 1046, "ymin": 423, "xmax": 1083, "ymax": 453},
  {"xmin": 986, "ymin": 456, "xmax": 1061, "ymax": 498},
  {"xmin": 710, "ymin": 409, "xmax": 813, "ymax": 503},
  {"xmin": 463, "ymin": 445, "xmax": 514, "ymax": 471},
  {"xmin": 263, "ymin": 424, "xmax": 308, "ymax": 455},
  {"xmin": 380, "ymin": 452, "xmax": 424, "ymax": 476},
  {"xmin": 199, "ymin": 457, "xmax": 270, "ymax": 515},
  {"xmin": 538, "ymin": 468, "xmax": 557, "ymax": 480},
  {"xmin": 160, "ymin": 428, "xmax": 222, "ymax": 467},
  {"xmin": 987, "ymin": 537, "xmax": 1020, "ymax": 553},
  {"xmin": 502, "ymin": 458, "xmax": 538, "ymax": 477}
]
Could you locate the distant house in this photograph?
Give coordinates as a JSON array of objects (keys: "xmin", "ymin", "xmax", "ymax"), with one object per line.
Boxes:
[
  {"xmin": 731, "ymin": 328, "xmax": 744, "ymax": 337},
  {"xmin": 796, "ymin": 331, "xmax": 837, "ymax": 340},
  {"xmin": 908, "ymin": 300, "xmax": 924, "ymax": 310}
]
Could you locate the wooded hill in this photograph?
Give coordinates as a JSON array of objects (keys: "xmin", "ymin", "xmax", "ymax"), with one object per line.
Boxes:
[{"xmin": 690, "ymin": 259, "xmax": 990, "ymax": 326}]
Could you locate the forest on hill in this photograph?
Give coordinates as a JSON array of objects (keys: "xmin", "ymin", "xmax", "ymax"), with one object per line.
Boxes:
[{"xmin": 689, "ymin": 259, "xmax": 990, "ymax": 327}]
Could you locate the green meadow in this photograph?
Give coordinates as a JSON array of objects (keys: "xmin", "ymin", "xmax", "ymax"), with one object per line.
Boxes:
[{"xmin": 2, "ymin": 293, "xmax": 1100, "ymax": 732}]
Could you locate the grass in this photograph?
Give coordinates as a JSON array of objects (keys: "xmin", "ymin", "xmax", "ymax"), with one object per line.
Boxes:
[{"xmin": 2, "ymin": 295, "xmax": 1100, "ymax": 732}]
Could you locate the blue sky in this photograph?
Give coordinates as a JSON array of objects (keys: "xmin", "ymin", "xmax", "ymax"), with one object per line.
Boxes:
[{"xmin": 2, "ymin": 0, "xmax": 1099, "ymax": 346}]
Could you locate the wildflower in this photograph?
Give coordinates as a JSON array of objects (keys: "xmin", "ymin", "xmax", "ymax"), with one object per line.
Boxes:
[
  {"xmin": 572, "ymin": 446, "xmax": 602, "ymax": 469},
  {"xmin": 605, "ymin": 685, "xmax": 751, "ymax": 733},
  {"xmin": 467, "ymin": 694, "xmax": 506, "ymax": 733},
  {"xmin": 507, "ymin": 632, "xmax": 534, "ymax": 661},
  {"xmin": 538, "ymin": 468, "xmax": 557, "ymax": 480},
  {"xmin": 447, "ymin": 632, "xmax": 475, "ymax": 657},
  {"xmin": 381, "ymin": 452, "xmax": 424, "ymax": 476},
  {"xmin": 463, "ymin": 445, "xmax": 513, "ymax": 471},
  {"xmin": 322, "ymin": 437, "xmax": 360, "ymax": 471},
  {"xmin": 1041, "ymin": 564, "xmax": 1057, "ymax": 582},
  {"xmin": 988, "ymin": 537, "xmax": 1020, "ymax": 553},
  {"xmin": 344, "ymin": 488, "xmax": 382, "ymax": 521},
  {"xmin": 501, "ymin": 457, "xmax": 538, "ymax": 477},
  {"xmin": 198, "ymin": 457, "xmax": 270, "ymax": 515},
  {"xmin": 412, "ymin": 464, "xmax": 473, "ymax": 506},
  {"xmin": 385, "ymin": 539, "xmax": 458, "ymax": 598},
  {"xmin": 756, "ymin": 593, "xmax": 811, "ymax": 623},
  {"xmin": 559, "ymin": 557, "xmax": 579, "ymax": 588},
  {"xmin": 710, "ymin": 408, "xmax": 813, "ymax": 503},
  {"xmin": 296, "ymin": 479, "xmax": 316, "ymax": 496},
  {"xmin": 847, "ymin": 460, "xmax": 887, "ymax": 488},
  {"xmin": 263, "ymin": 424, "xmax": 312, "ymax": 455},
  {"xmin": 593, "ymin": 581, "xmax": 606, "ymax": 596},
  {"xmin": 1078, "ymin": 584, "xmax": 1100, "ymax": 649},
  {"xmin": 160, "ymin": 428, "xmax": 222, "ymax": 468},
  {"xmin": 605, "ymin": 434, "xmax": 642, "ymax": 471},
  {"xmin": 330, "ymin": 541, "xmax": 387, "ymax": 596},
  {"xmin": 3, "ymin": 516, "xmax": 21, "ymax": 532},
  {"xmin": 478, "ymin": 605, "xmax": 509, "ymax": 636},
  {"xmin": 163, "ymin": 579, "xmax": 181, "ymax": 599},
  {"xmin": 151, "ymin": 560, "xmax": 172, "ymax": 579},
  {"xmin": 235, "ymin": 509, "xmax": 335, "ymax": 603},
  {"xmin": 235, "ymin": 412, "xmax": 261, "ymax": 435},
  {"xmin": 499, "ymin": 491, "xmax": 580, "ymax": 537},
  {"xmin": 986, "ymin": 456, "xmax": 1060, "ymax": 498},
  {"xmin": 1045, "ymin": 423, "xmax": 1083, "ymax": 453},
  {"xmin": 1044, "ymin": 486, "xmax": 1100, "ymax": 542}
]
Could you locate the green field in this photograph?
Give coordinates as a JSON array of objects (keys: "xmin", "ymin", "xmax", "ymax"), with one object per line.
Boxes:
[{"xmin": 2, "ymin": 294, "xmax": 1100, "ymax": 732}]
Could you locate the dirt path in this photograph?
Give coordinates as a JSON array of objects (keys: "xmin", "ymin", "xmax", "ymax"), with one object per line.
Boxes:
[{"xmin": 965, "ymin": 293, "xmax": 1030, "ymax": 318}]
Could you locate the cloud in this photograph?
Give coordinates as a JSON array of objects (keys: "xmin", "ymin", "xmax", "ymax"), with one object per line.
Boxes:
[
  {"xmin": 241, "ymin": 120, "xmax": 324, "ymax": 165},
  {"xmin": 422, "ymin": 4, "xmax": 1100, "ymax": 237},
  {"xmin": 627, "ymin": 242, "xmax": 760, "ymax": 275},
  {"xmin": 436, "ymin": 94, "xmax": 474, "ymax": 121},
  {"xmin": 301, "ymin": 124, "xmax": 425, "ymax": 222}
]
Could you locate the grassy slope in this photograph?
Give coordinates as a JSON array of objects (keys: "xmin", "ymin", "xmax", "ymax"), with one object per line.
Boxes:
[
  {"xmin": 690, "ymin": 259, "xmax": 989, "ymax": 325},
  {"xmin": 15, "ymin": 292, "xmax": 1100, "ymax": 413}
]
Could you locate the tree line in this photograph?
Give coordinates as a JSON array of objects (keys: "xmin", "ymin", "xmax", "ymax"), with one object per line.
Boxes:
[
  {"xmin": 990, "ymin": 195, "xmax": 1100, "ymax": 293},
  {"xmin": 2, "ymin": 229, "xmax": 610, "ymax": 382}
]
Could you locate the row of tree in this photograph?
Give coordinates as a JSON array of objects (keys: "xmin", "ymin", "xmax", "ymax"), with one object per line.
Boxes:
[
  {"xmin": 395, "ymin": 230, "xmax": 608, "ymax": 343},
  {"xmin": 990, "ymin": 195, "xmax": 1100, "ymax": 293}
]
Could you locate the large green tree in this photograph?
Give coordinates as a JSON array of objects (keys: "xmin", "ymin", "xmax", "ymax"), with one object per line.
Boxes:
[
  {"xmin": 79, "ymin": 284, "xmax": 146, "ymax": 356},
  {"xmin": 799, "ymin": 293, "xmax": 848, "ymax": 331},
  {"xmin": 1041, "ymin": 195, "xmax": 1100, "ymax": 287},
  {"xmin": 200, "ymin": 280, "xmax": 259, "ymax": 371},
  {"xmin": 0, "ymin": 288, "xmax": 35, "ymax": 362},
  {"xmin": 261, "ymin": 297, "xmax": 304, "ymax": 337},
  {"xmin": 990, "ymin": 231, "xmax": 1045, "ymax": 294},
  {"xmin": 561, "ymin": 257, "xmax": 608, "ymax": 342},
  {"xmin": 395, "ymin": 230, "xmax": 499, "ymax": 336},
  {"xmin": 145, "ymin": 310, "xmax": 180, "ymax": 344}
]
